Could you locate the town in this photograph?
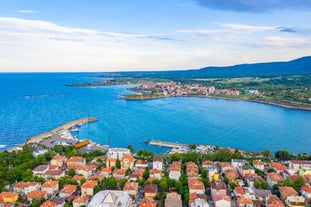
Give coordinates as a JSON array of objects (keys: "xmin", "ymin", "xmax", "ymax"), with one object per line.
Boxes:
[
  {"xmin": 127, "ymin": 82, "xmax": 242, "ymax": 99},
  {"xmin": 0, "ymin": 140, "xmax": 311, "ymax": 207}
]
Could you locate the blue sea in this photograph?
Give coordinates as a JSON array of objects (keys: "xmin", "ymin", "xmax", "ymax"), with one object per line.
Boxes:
[{"xmin": 0, "ymin": 73, "xmax": 310, "ymax": 154}]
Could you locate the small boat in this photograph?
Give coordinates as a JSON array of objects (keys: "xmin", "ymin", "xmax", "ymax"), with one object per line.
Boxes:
[
  {"xmin": 144, "ymin": 139, "xmax": 149, "ymax": 143},
  {"xmin": 69, "ymin": 127, "xmax": 79, "ymax": 132}
]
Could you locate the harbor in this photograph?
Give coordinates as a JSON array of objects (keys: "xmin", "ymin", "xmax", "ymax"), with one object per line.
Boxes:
[{"xmin": 149, "ymin": 139, "xmax": 187, "ymax": 148}]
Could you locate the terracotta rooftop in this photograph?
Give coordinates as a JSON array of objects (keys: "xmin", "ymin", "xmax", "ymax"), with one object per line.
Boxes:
[
  {"xmin": 101, "ymin": 167, "xmax": 112, "ymax": 173},
  {"xmin": 270, "ymin": 162, "xmax": 287, "ymax": 171},
  {"xmin": 33, "ymin": 165, "xmax": 48, "ymax": 172},
  {"xmin": 45, "ymin": 169, "xmax": 64, "ymax": 176},
  {"xmin": 0, "ymin": 192, "xmax": 18, "ymax": 201},
  {"xmin": 150, "ymin": 169, "xmax": 162, "ymax": 174},
  {"xmin": 27, "ymin": 190, "xmax": 47, "ymax": 199},
  {"xmin": 144, "ymin": 184, "xmax": 158, "ymax": 193},
  {"xmin": 113, "ymin": 168, "xmax": 125, "ymax": 175},
  {"xmin": 213, "ymin": 195, "xmax": 231, "ymax": 202},
  {"xmin": 188, "ymin": 179, "xmax": 204, "ymax": 190},
  {"xmin": 67, "ymin": 156, "xmax": 85, "ymax": 163},
  {"xmin": 202, "ymin": 160, "xmax": 214, "ymax": 166},
  {"xmin": 237, "ymin": 197, "xmax": 253, "ymax": 204},
  {"xmin": 166, "ymin": 192, "xmax": 181, "ymax": 200},
  {"xmin": 122, "ymin": 154, "xmax": 134, "ymax": 162},
  {"xmin": 42, "ymin": 180, "xmax": 58, "ymax": 188},
  {"xmin": 40, "ymin": 201, "xmax": 56, "ymax": 207},
  {"xmin": 135, "ymin": 160, "xmax": 149, "ymax": 165},
  {"xmin": 153, "ymin": 156, "xmax": 163, "ymax": 162},
  {"xmin": 81, "ymin": 180, "xmax": 98, "ymax": 189},
  {"xmin": 189, "ymin": 192, "xmax": 206, "ymax": 204},
  {"xmin": 14, "ymin": 181, "xmax": 40, "ymax": 188},
  {"xmin": 73, "ymin": 196, "xmax": 89, "ymax": 204},
  {"xmin": 253, "ymin": 160, "xmax": 264, "ymax": 166},
  {"xmin": 60, "ymin": 185, "xmax": 77, "ymax": 195},
  {"xmin": 235, "ymin": 187, "xmax": 245, "ymax": 195},
  {"xmin": 301, "ymin": 185, "xmax": 311, "ymax": 194},
  {"xmin": 169, "ymin": 162, "xmax": 181, "ymax": 171},
  {"xmin": 123, "ymin": 181, "xmax": 139, "ymax": 191},
  {"xmin": 72, "ymin": 175, "xmax": 84, "ymax": 181},
  {"xmin": 51, "ymin": 155, "xmax": 66, "ymax": 161},
  {"xmin": 279, "ymin": 186, "xmax": 298, "ymax": 199},
  {"xmin": 267, "ymin": 172, "xmax": 284, "ymax": 182},
  {"xmin": 266, "ymin": 195, "xmax": 285, "ymax": 207}
]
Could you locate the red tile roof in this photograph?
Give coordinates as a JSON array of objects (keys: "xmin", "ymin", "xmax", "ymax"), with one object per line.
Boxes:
[
  {"xmin": 123, "ymin": 181, "xmax": 139, "ymax": 191},
  {"xmin": 81, "ymin": 180, "xmax": 98, "ymax": 189},
  {"xmin": 301, "ymin": 185, "xmax": 311, "ymax": 194},
  {"xmin": 267, "ymin": 172, "xmax": 284, "ymax": 182},
  {"xmin": 42, "ymin": 181, "xmax": 58, "ymax": 188},
  {"xmin": 27, "ymin": 190, "xmax": 47, "ymax": 199},
  {"xmin": 188, "ymin": 179, "xmax": 204, "ymax": 190},
  {"xmin": 237, "ymin": 197, "xmax": 253, "ymax": 205},
  {"xmin": 235, "ymin": 187, "xmax": 245, "ymax": 195},
  {"xmin": 40, "ymin": 201, "xmax": 56, "ymax": 207},
  {"xmin": 60, "ymin": 185, "xmax": 77, "ymax": 195},
  {"xmin": 270, "ymin": 162, "xmax": 287, "ymax": 171},
  {"xmin": 122, "ymin": 155, "xmax": 134, "ymax": 162}
]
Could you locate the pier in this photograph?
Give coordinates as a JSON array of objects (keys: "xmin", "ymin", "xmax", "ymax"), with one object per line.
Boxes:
[{"xmin": 149, "ymin": 140, "xmax": 187, "ymax": 148}]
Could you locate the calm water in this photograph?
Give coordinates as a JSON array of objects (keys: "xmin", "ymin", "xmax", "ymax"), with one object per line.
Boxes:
[{"xmin": 0, "ymin": 73, "xmax": 310, "ymax": 154}]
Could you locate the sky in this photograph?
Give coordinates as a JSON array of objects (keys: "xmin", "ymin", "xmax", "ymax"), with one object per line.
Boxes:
[{"xmin": 0, "ymin": 0, "xmax": 311, "ymax": 72}]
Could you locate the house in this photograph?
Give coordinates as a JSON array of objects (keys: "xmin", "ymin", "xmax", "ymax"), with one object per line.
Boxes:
[
  {"xmin": 254, "ymin": 189, "xmax": 271, "ymax": 204},
  {"xmin": 121, "ymin": 155, "xmax": 135, "ymax": 170},
  {"xmin": 218, "ymin": 162, "xmax": 234, "ymax": 174},
  {"xmin": 113, "ymin": 169, "xmax": 126, "ymax": 179},
  {"xmin": 123, "ymin": 181, "xmax": 139, "ymax": 198},
  {"xmin": 169, "ymin": 162, "xmax": 181, "ymax": 180},
  {"xmin": 207, "ymin": 166, "xmax": 219, "ymax": 181},
  {"xmin": 27, "ymin": 190, "xmax": 47, "ymax": 203},
  {"xmin": 106, "ymin": 158, "xmax": 117, "ymax": 169},
  {"xmin": 153, "ymin": 156, "xmax": 163, "ymax": 170},
  {"xmin": 70, "ymin": 165, "xmax": 94, "ymax": 178},
  {"xmin": 187, "ymin": 162, "xmax": 199, "ymax": 179},
  {"xmin": 234, "ymin": 187, "xmax": 245, "ymax": 198},
  {"xmin": 239, "ymin": 165, "xmax": 255, "ymax": 177},
  {"xmin": 88, "ymin": 190, "xmax": 133, "ymax": 207},
  {"xmin": 13, "ymin": 182, "xmax": 41, "ymax": 195},
  {"xmin": 59, "ymin": 185, "xmax": 77, "ymax": 198},
  {"xmin": 289, "ymin": 160, "xmax": 311, "ymax": 172},
  {"xmin": 266, "ymin": 195, "xmax": 285, "ymax": 207},
  {"xmin": 32, "ymin": 146, "xmax": 48, "ymax": 157},
  {"xmin": 50, "ymin": 197, "xmax": 66, "ymax": 207},
  {"xmin": 72, "ymin": 196, "xmax": 89, "ymax": 207},
  {"xmin": 253, "ymin": 160, "xmax": 264, "ymax": 171},
  {"xmin": 40, "ymin": 201, "xmax": 57, "ymax": 207},
  {"xmin": 213, "ymin": 195, "xmax": 231, "ymax": 207},
  {"xmin": 224, "ymin": 170, "xmax": 239, "ymax": 182},
  {"xmin": 0, "ymin": 192, "xmax": 18, "ymax": 203},
  {"xmin": 188, "ymin": 179, "xmax": 205, "ymax": 194},
  {"xmin": 301, "ymin": 185, "xmax": 311, "ymax": 204},
  {"xmin": 72, "ymin": 175, "xmax": 84, "ymax": 184},
  {"xmin": 278, "ymin": 186, "xmax": 298, "ymax": 201},
  {"xmin": 245, "ymin": 174, "xmax": 264, "ymax": 188},
  {"xmin": 51, "ymin": 155, "xmax": 66, "ymax": 167},
  {"xmin": 107, "ymin": 148, "xmax": 131, "ymax": 159},
  {"xmin": 135, "ymin": 160, "xmax": 149, "ymax": 169},
  {"xmin": 269, "ymin": 162, "xmax": 287, "ymax": 173},
  {"xmin": 149, "ymin": 169, "xmax": 162, "ymax": 180},
  {"xmin": 139, "ymin": 197, "xmax": 156, "ymax": 207},
  {"xmin": 67, "ymin": 156, "xmax": 86, "ymax": 167},
  {"xmin": 100, "ymin": 167, "xmax": 112, "ymax": 177},
  {"xmin": 44, "ymin": 169, "xmax": 65, "ymax": 179},
  {"xmin": 202, "ymin": 160, "xmax": 214, "ymax": 168},
  {"xmin": 267, "ymin": 172, "xmax": 284, "ymax": 187},
  {"xmin": 165, "ymin": 192, "xmax": 182, "ymax": 207},
  {"xmin": 285, "ymin": 196, "xmax": 305, "ymax": 207},
  {"xmin": 32, "ymin": 165, "xmax": 49, "ymax": 177},
  {"xmin": 144, "ymin": 184, "xmax": 158, "ymax": 198},
  {"xmin": 236, "ymin": 197, "xmax": 253, "ymax": 207},
  {"xmin": 210, "ymin": 181, "xmax": 227, "ymax": 200},
  {"xmin": 81, "ymin": 180, "xmax": 98, "ymax": 196},
  {"xmin": 189, "ymin": 193, "xmax": 208, "ymax": 207},
  {"xmin": 41, "ymin": 180, "xmax": 59, "ymax": 196},
  {"xmin": 231, "ymin": 159, "xmax": 248, "ymax": 169},
  {"xmin": 130, "ymin": 169, "xmax": 144, "ymax": 181}
]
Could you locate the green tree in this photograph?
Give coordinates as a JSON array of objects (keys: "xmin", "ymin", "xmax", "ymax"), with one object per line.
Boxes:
[
  {"xmin": 118, "ymin": 178, "xmax": 127, "ymax": 189},
  {"xmin": 107, "ymin": 177, "xmax": 117, "ymax": 190},
  {"xmin": 116, "ymin": 159, "xmax": 121, "ymax": 169},
  {"xmin": 229, "ymin": 182, "xmax": 237, "ymax": 189},
  {"xmin": 22, "ymin": 169, "xmax": 33, "ymax": 181},
  {"xmin": 261, "ymin": 181, "xmax": 269, "ymax": 189},
  {"xmin": 159, "ymin": 180, "xmax": 168, "ymax": 191},
  {"xmin": 143, "ymin": 167, "xmax": 150, "ymax": 180},
  {"xmin": 68, "ymin": 169, "xmax": 75, "ymax": 177},
  {"xmin": 262, "ymin": 150, "xmax": 271, "ymax": 158},
  {"xmin": 127, "ymin": 145, "xmax": 135, "ymax": 154}
]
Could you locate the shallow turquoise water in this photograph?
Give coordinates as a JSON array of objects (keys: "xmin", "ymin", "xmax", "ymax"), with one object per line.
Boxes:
[{"xmin": 0, "ymin": 73, "xmax": 310, "ymax": 154}]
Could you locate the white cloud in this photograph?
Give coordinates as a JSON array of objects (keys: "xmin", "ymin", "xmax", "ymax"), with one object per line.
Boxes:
[{"xmin": 18, "ymin": 10, "xmax": 40, "ymax": 14}]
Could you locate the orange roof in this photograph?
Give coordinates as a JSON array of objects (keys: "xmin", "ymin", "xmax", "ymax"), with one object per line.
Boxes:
[
  {"xmin": 135, "ymin": 160, "xmax": 149, "ymax": 165},
  {"xmin": 81, "ymin": 180, "xmax": 98, "ymax": 189},
  {"xmin": 74, "ymin": 140, "xmax": 90, "ymax": 148},
  {"xmin": 169, "ymin": 162, "xmax": 181, "ymax": 171},
  {"xmin": 237, "ymin": 197, "xmax": 253, "ymax": 204},
  {"xmin": 268, "ymin": 172, "xmax": 284, "ymax": 182},
  {"xmin": 202, "ymin": 160, "xmax": 214, "ymax": 166},
  {"xmin": 266, "ymin": 195, "xmax": 285, "ymax": 207},
  {"xmin": 218, "ymin": 162, "xmax": 233, "ymax": 169},
  {"xmin": 40, "ymin": 201, "xmax": 56, "ymax": 207},
  {"xmin": 60, "ymin": 185, "xmax": 77, "ymax": 195},
  {"xmin": 27, "ymin": 190, "xmax": 47, "ymax": 199},
  {"xmin": 42, "ymin": 180, "xmax": 58, "ymax": 188},
  {"xmin": 278, "ymin": 186, "xmax": 298, "ymax": 198},
  {"xmin": 214, "ymin": 195, "xmax": 231, "ymax": 202},
  {"xmin": 0, "ymin": 192, "xmax": 18, "ymax": 201},
  {"xmin": 301, "ymin": 185, "xmax": 311, "ymax": 194},
  {"xmin": 48, "ymin": 165, "xmax": 59, "ymax": 170},
  {"xmin": 14, "ymin": 182, "xmax": 40, "ymax": 188},
  {"xmin": 73, "ymin": 196, "xmax": 89, "ymax": 204},
  {"xmin": 101, "ymin": 167, "xmax": 112, "ymax": 173},
  {"xmin": 72, "ymin": 175, "xmax": 84, "ymax": 181},
  {"xmin": 253, "ymin": 160, "xmax": 264, "ymax": 166},
  {"xmin": 106, "ymin": 158, "xmax": 117, "ymax": 162},
  {"xmin": 67, "ymin": 156, "xmax": 85, "ymax": 163},
  {"xmin": 270, "ymin": 162, "xmax": 287, "ymax": 171},
  {"xmin": 139, "ymin": 197, "xmax": 156, "ymax": 207},
  {"xmin": 189, "ymin": 192, "xmax": 206, "ymax": 204},
  {"xmin": 188, "ymin": 179, "xmax": 204, "ymax": 190},
  {"xmin": 123, "ymin": 181, "xmax": 139, "ymax": 191},
  {"xmin": 51, "ymin": 155, "xmax": 66, "ymax": 161},
  {"xmin": 150, "ymin": 169, "xmax": 162, "ymax": 174},
  {"xmin": 113, "ymin": 169, "xmax": 125, "ymax": 175},
  {"xmin": 122, "ymin": 154, "xmax": 134, "ymax": 162},
  {"xmin": 234, "ymin": 187, "xmax": 245, "ymax": 195}
]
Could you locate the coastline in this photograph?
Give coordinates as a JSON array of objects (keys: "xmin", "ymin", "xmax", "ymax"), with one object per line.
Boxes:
[{"xmin": 124, "ymin": 94, "xmax": 311, "ymax": 111}]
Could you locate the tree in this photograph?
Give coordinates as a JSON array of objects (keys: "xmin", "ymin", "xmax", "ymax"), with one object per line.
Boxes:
[
  {"xmin": 294, "ymin": 176, "xmax": 306, "ymax": 191},
  {"xmin": 189, "ymin": 144, "xmax": 197, "ymax": 150},
  {"xmin": 268, "ymin": 168, "xmax": 276, "ymax": 173},
  {"xmin": 254, "ymin": 181, "xmax": 261, "ymax": 189},
  {"xmin": 68, "ymin": 169, "xmax": 75, "ymax": 177},
  {"xmin": 127, "ymin": 145, "xmax": 135, "ymax": 154},
  {"xmin": 107, "ymin": 177, "xmax": 117, "ymax": 190},
  {"xmin": 229, "ymin": 182, "xmax": 237, "ymax": 189},
  {"xmin": 159, "ymin": 180, "xmax": 168, "ymax": 191},
  {"xmin": 118, "ymin": 178, "xmax": 127, "ymax": 189},
  {"xmin": 22, "ymin": 169, "xmax": 33, "ymax": 181},
  {"xmin": 261, "ymin": 181, "xmax": 269, "ymax": 189},
  {"xmin": 275, "ymin": 150, "xmax": 291, "ymax": 161},
  {"xmin": 143, "ymin": 167, "xmax": 150, "ymax": 180},
  {"xmin": 262, "ymin": 150, "xmax": 271, "ymax": 158},
  {"xmin": 116, "ymin": 159, "xmax": 121, "ymax": 169}
]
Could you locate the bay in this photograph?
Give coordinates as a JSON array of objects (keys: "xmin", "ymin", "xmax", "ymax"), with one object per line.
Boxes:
[{"xmin": 0, "ymin": 73, "xmax": 310, "ymax": 154}]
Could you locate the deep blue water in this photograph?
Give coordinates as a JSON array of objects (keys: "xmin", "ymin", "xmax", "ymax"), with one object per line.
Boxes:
[{"xmin": 0, "ymin": 73, "xmax": 310, "ymax": 154}]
